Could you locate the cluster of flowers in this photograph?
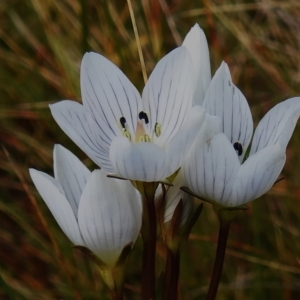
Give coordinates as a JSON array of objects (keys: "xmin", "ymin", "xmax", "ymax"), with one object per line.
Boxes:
[{"xmin": 30, "ymin": 24, "xmax": 300, "ymax": 293}]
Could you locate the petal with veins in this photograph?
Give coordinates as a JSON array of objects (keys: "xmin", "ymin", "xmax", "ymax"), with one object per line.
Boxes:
[
  {"xmin": 232, "ymin": 144, "xmax": 286, "ymax": 205},
  {"xmin": 203, "ymin": 62, "xmax": 253, "ymax": 160},
  {"xmin": 54, "ymin": 145, "xmax": 91, "ymax": 216},
  {"xmin": 183, "ymin": 124, "xmax": 240, "ymax": 204},
  {"xmin": 142, "ymin": 47, "xmax": 194, "ymax": 147},
  {"xmin": 29, "ymin": 169, "xmax": 84, "ymax": 245},
  {"xmin": 166, "ymin": 105, "xmax": 205, "ymax": 174},
  {"xmin": 182, "ymin": 23, "xmax": 211, "ymax": 105},
  {"xmin": 78, "ymin": 170, "xmax": 142, "ymax": 267},
  {"xmin": 250, "ymin": 97, "xmax": 300, "ymax": 155},
  {"xmin": 109, "ymin": 136, "xmax": 172, "ymax": 181},
  {"xmin": 81, "ymin": 52, "xmax": 142, "ymax": 137},
  {"xmin": 50, "ymin": 100, "xmax": 115, "ymax": 173}
]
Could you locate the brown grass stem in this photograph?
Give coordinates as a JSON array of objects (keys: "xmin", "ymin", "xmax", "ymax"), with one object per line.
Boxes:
[
  {"xmin": 127, "ymin": 0, "xmax": 148, "ymax": 84},
  {"xmin": 2, "ymin": 146, "xmax": 82, "ymax": 300}
]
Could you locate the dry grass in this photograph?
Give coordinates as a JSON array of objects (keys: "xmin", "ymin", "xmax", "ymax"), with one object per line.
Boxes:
[{"xmin": 1, "ymin": 0, "xmax": 300, "ymax": 299}]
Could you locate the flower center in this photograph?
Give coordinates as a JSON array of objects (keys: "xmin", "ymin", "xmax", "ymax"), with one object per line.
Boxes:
[{"xmin": 136, "ymin": 111, "xmax": 151, "ymax": 142}]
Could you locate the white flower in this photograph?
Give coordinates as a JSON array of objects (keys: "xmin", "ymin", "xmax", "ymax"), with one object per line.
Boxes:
[
  {"xmin": 182, "ymin": 62, "xmax": 300, "ymax": 206},
  {"xmin": 182, "ymin": 23, "xmax": 211, "ymax": 105},
  {"xmin": 49, "ymin": 36, "xmax": 206, "ymax": 182},
  {"xmin": 29, "ymin": 145, "xmax": 142, "ymax": 267}
]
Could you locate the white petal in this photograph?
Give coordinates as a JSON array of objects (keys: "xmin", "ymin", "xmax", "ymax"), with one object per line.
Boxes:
[
  {"xmin": 232, "ymin": 144, "xmax": 286, "ymax": 205},
  {"xmin": 250, "ymin": 97, "xmax": 300, "ymax": 155},
  {"xmin": 78, "ymin": 170, "xmax": 142, "ymax": 267},
  {"xmin": 50, "ymin": 100, "xmax": 115, "ymax": 173},
  {"xmin": 29, "ymin": 169, "xmax": 84, "ymax": 245},
  {"xmin": 142, "ymin": 47, "xmax": 194, "ymax": 147},
  {"xmin": 81, "ymin": 52, "xmax": 142, "ymax": 138},
  {"xmin": 202, "ymin": 62, "xmax": 253, "ymax": 160},
  {"xmin": 182, "ymin": 120, "xmax": 240, "ymax": 205},
  {"xmin": 53, "ymin": 145, "xmax": 91, "ymax": 216},
  {"xmin": 166, "ymin": 105, "xmax": 205, "ymax": 174},
  {"xmin": 182, "ymin": 23, "xmax": 211, "ymax": 105},
  {"xmin": 109, "ymin": 136, "xmax": 172, "ymax": 181},
  {"xmin": 164, "ymin": 171, "xmax": 193, "ymax": 226}
]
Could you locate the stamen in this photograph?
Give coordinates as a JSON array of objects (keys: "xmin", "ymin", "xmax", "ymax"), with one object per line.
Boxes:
[
  {"xmin": 155, "ymin": 122, "xmax": 161, "ymax": 137},
  {"xmin": 120, "ymin": 117, "xmax": 126, "ymax": 129},
  {"xmin": 233, "ymin": 142, "xmax": 243, "ymax": 156},
  {"xmin": 139, "ymin": 111, "xmax": 149, "ymax": 124},
  {"xmin": 122, "ymin": 129, "xmax": 131, "ymax": 141},
  {"xmin": 119, "ymin": 117, "xmax": 131, "ymax": 141},
  {"xmin": 139, "ymin": 134, "xmax": 151, "ymax": 142}
]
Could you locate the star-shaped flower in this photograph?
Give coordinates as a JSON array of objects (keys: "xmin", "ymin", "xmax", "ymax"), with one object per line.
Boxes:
[
  {"xmin": 50, "ymin": 42, "xmax": 205, "ymax": 182},
  {"xmin": 182, "ymin": 62, "xmax": 300, "ymax": 206}
]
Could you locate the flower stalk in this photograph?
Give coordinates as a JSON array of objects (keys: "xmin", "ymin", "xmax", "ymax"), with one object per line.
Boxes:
[
  {"xmin": 136, "ymin": 182, "xmax": 159, "ymax": 300},
  {"xmin": 205, "ymin": 218, "xmax": 231, "ymax": 300},
  {"xmin": 163, "ymin": 247, "xmax": 180, "ymax": 300},
  {"xmin": 205, "ymin": 207, "xmax": 239, "ymax": 300}
]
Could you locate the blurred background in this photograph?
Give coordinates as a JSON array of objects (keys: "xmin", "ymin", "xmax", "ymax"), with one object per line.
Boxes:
[{"xmin": 1, "ymin": 0, "xmax": 300, "ymax": 299}]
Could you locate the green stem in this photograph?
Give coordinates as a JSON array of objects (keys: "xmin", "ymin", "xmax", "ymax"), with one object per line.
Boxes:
[
  {"xmin": 205, "ymin": 219, "xmax": 231, "ymax": 300},
  {"xmin": 163, "ymin": 248, "xmax": 180, "ymax": 300},
  {"xmin": 141, "ymin": 194, "xmax": 157, "ymax": 300}
]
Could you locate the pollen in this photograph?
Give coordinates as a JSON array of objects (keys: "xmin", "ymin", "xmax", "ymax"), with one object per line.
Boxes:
[
  {"xmin": 155, "ymin": 122, "xmax": 161, "ymax": 137},
  {"xmin": 140, "ymin": 134, "xmax": 151, "ymax": 142},
  {"xmin": 122, "ymin": 129, "xmax": 131, "ymax": 141}
]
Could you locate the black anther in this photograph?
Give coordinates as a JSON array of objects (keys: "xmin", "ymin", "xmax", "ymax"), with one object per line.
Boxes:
[
  {"xmin": 139, "ymin": 111, "xmax": 149, "ymax": 124},
  {"xmin": 233, "ymin": 142, "xmax": 243, "ymax": 156},
  {"xmin": 120, "ymin": 117, "xmax": 126, "ymax": 128}
]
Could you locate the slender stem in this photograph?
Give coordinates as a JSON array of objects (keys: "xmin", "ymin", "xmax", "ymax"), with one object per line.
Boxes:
[
  {"xmin": 141, "ymin": 194, "xmax": 157, "ymax": 300},
  {"xmin": 110, "ymin": 290, "xmax": 124, "ymax": 300},
  {"xmin": 163, "ymin": 248, "xmax": 180, "ymax": 300},
  {"xmin": 205, "ymin": 219, "xmax": 231, "ymax": 300}
]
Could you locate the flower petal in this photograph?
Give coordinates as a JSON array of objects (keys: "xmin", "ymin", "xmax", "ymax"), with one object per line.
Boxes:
[
  {"xmin": 202, "ymin": 62, "xmax": 253, "ymax": 160},
  {"xmin": 166, "ymin": 105, "xmax": 205, "ymax": 174},
  {"xmin": 81, "ymin": 52, "xmax": 142, "ymax": 137},
  {"xmin": 250, "ymin": 97, "xmax": 300, "ymax": 155},
  {"xmin": 232, "ymin": 144, "xmax": 286, "ymax": 205},
  {"xmin": 142, "ymin": 47, "xmax": 194, "ymax": 147},
  {"xmin": 78, "ymin": 170, "xmax": 142, "ymax": 267},
  {"xmin": 109, "ymin": 136, "xmax": 172, "ymax": 181},
  {"xmin": 53, "ymin": 145, "xmax": 91, "ymax": 216},
  {"xmin": 164, "ymin": 171, "xmax": 193, "ymax": 226},
  {"xmin": 182, "ymin": 116, "xmax": 240, "ymax": 205},
  {"xmin": 29, "ymin": 169, "xmax": 84, "ymax": 245},
  {"xmin": 50, "ymin": 100, "xmax": 115, "ymax": 173},
  {"xmin": 182, "ymin": 23, "xmax": 211, "ymax": 105}
]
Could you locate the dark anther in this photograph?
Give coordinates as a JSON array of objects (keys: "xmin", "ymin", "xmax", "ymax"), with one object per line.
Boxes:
[
  {"xmin": 120, "ymin": 117, "xmax": 126, "ymax": 128},
  {"xmin": 139, "ymin": 111, "xmax": 149, "ymax": 124},
  {"xmin": 233, "ymin": 142, "xmax": 243, "ymax": 156}
]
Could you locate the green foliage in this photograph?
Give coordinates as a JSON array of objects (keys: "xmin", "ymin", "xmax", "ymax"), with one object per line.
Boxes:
[{"xmin": 1, "ymin": 0, "xmax": 300, "ymax": 298}]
